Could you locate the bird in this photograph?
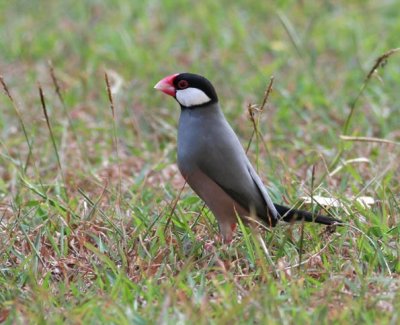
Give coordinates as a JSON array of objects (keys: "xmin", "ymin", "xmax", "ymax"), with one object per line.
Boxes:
[{"xmin": 154, "ymin": 73, "xmax": 340, "ymax": 242}]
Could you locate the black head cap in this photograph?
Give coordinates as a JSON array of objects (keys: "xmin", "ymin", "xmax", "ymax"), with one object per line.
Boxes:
[{"xmin": 174, "ymin": 73, "xmax": 218, "ymax": 105}]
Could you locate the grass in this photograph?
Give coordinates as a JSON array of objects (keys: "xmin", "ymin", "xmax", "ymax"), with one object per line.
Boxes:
[{"xmin": 0, "ymin": 0, "xmax": 399, "ymax": 323}]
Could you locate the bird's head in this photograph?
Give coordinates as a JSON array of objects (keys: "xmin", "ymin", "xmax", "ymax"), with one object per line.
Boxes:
[{"xmin": 154, "ymin": 73, "xmax": 218, "ymax": 108}]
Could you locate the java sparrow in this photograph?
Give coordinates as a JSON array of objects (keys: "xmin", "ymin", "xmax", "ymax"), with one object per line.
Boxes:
[{"xmin": 154, "ymin": 73, "xmax": 340, "ymax": 242}]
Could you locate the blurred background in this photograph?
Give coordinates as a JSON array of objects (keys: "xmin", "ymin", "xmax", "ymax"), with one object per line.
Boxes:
[
  {"xmin": 1, "ymin": 1, "xmax": 399, "ymax": 151},
  {"xmin": 1, "ymin": 0, "xmax": 399, "ymax": 199}
]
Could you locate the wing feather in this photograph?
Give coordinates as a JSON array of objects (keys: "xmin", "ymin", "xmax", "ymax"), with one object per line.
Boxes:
[{"xmin": 196, "ymin": 121, "xmax": 278, "ymax": 224}]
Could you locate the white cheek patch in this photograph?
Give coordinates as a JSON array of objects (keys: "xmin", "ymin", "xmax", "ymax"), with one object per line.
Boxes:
[{"xmin": 176, "ymin": 87, "xmax": 211, "ymax": 107}]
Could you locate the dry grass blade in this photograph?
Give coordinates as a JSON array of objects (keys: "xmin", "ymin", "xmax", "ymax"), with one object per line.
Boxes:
[
  {"xmin": 48, "ymin": 61, "xmax": 88, "ymax": 163},
  {"xmin": 343, "ymin": 47, "xmax": 400, "ymax": 136},
  {"xmin": 329, "ymin": 157, "xmax": 371, "ymax": 176},
  {"xmin": 330, "ymin": 47, "xmax": 400, "ymax": 171},
  {"xmin": 48, "ymin": 62, "xmax": 63, "ymax": 103},
  {"xmin": 0, "ymin": 76, "xmax": 33, "ymax": 171},
  {"xmin": 340, "ymin": 135, "xmax": 400, "ymax": 146},
  {"xmin": 365, "ymin": 48, "xmax": 400, "ymax": 81},
  {"xmin": 0, "ymin": 76, "xmax": 13, "ymax": 102},
  {"xmin": 105, "ymin": 72, "xmax": 115, "ymax": 118},
  {"xmin": 38, "ymin": 84, "xmax": 70, "ymax": 199},
  {"xmin": 38, "ymin": 84, "xmax": 63, "ymax": 174},
  {"xmin": 104, "ymin": 71, "xmax": 122, "ymax": 200},
  {"xmin": 260, "ymin": 76, "xmax": 275, "ymax": 111},
  {"xmin": 246, "ymin": 76, "xmax": 274, "ymax": 153}
]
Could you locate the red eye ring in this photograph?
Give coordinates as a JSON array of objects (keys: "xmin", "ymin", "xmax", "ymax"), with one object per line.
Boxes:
[{"xmin": 177, "ymin": 79, "xmax": 189, "ymax": 89}]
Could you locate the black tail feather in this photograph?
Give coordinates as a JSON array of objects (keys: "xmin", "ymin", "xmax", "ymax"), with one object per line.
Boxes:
[{"xmin": 274, "ymin": 204, "xmax": 341, "ymax": 225}]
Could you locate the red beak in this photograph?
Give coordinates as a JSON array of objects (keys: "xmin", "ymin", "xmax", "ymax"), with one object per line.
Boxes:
[{"xmin": 154, "ymin": 73, "xmax": 179, "ymax": 97}]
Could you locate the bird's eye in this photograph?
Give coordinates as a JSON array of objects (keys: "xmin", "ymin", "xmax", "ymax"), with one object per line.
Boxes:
[{"xmin": 177, "ymin": 80, "xmax": 189, "ymax": 89}]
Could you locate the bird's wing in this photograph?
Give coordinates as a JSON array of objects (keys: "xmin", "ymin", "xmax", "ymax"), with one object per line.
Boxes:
[
  {"xmin": 245, "ymin": 158, "xmax": 279, "ymax": 221},
  {"xmin": 196, "ymin": 123, "xmax": 278, "ymax": 224}
]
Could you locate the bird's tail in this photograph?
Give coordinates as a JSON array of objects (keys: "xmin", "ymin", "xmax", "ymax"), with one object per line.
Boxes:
[{"xmin": 274, "ymin": 204, "xmax": 341, "ymax": 225}]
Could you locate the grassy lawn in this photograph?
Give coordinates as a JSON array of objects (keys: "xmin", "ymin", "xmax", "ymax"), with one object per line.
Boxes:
[{"xmin": 0, "ymin": 0, "xmax": 399, "ymax": 323}]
